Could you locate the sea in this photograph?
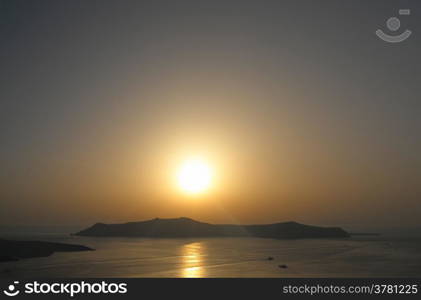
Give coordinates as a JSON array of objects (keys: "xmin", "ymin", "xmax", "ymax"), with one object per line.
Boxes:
[{"xmin": 1, "ymin": 233, "xmax": 421, "ymax": 278}]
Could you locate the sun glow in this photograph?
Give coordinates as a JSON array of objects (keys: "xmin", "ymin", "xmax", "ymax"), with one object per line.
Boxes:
[{"xmin": 177, "ymin": 157, "xmax": 212, "ymax": 194}]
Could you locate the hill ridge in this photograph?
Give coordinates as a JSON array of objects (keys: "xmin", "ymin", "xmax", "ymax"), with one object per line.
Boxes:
[{"xmin": 76, "ymin": 217, "xmax": 349, "ymax": 239}]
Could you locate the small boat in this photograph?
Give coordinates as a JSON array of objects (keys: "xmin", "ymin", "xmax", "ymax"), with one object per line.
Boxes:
[{"xmin": 278, "ymin": 264, "xmax": 288, "ymax": 269}]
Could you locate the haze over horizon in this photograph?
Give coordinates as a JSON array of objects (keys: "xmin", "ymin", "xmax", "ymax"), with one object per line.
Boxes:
[{"xmin": 1, "ymin": 0, "xmax": 420, "ymax": 229}]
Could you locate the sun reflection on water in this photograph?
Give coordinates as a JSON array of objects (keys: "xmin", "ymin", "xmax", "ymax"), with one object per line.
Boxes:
[{"xmin": 181, "ymin": 242, "xmax": 205, "ymax": 278}]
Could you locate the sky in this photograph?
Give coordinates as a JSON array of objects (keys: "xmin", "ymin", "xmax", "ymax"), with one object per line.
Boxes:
[{"xmin": 0, "ymin": 0, "xmax": 420, "ymax": 229}]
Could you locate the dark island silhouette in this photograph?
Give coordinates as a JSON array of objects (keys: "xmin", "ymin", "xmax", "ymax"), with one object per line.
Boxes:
[
  {"xmin": 0, "ymin": 239, "xmax": 93, "ymax": 262},
  {"xmin": 75, "ymin": 217, "xmax": 350, "ymax": 239}
]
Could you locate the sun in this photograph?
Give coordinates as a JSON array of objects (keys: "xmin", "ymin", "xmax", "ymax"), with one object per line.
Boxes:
[{"xmin": 177, "ymin": 157, "xmax": 212, "ymax": 194}]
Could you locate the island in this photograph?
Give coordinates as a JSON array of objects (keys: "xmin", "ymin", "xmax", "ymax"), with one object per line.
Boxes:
[
  {"xmin": 75, "ymin": 217, "xmax": 350, "ymax": 239},
  {"xmin": 0, "ymin": 239, "xmax": 93, "ymax": 262}
]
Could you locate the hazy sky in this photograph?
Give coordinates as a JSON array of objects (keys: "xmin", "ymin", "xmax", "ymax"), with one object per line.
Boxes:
[{"xmin": 1, "ymin": 0, "xmax": 420, "ymax": 228}]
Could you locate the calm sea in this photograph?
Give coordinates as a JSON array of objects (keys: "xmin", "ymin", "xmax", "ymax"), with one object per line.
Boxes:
[{"xmin": 1, "ymin": 235, "xmax": 421, "ymax": 277}]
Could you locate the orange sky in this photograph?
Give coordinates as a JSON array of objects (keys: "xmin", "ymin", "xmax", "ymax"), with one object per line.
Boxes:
[{"xmin": 0, "ymin": 1, "xmax": 420, "ymax": 229}]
